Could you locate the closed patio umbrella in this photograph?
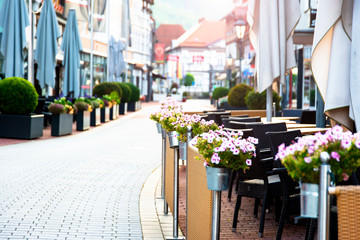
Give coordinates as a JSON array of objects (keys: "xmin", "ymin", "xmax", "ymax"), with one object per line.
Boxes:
[
  {"xmin": 0, "ymin": 0, "xmax": 29, "ymax": 78},
  {"xmin": 109, "ymin": 37, "xmax": 125, "ymax": 82},
  {"xmin": 34, "ymin": 0, "xmax": 60, "ymax": 94},
  {"xmin": 247, "ymin": 0, "xmax": 300, "ymax": 121},
  {"xmin": 61, "ymin": 9, "xmax": 83, "ymax": 98},
  {"xmin": 312, "ymin": 0, "xmax": 359, "ymax": 132}
]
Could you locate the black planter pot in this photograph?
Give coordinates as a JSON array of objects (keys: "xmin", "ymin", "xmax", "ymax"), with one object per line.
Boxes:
[
  {"xmin": 119, "ymin": 102, "xmax": 127, "ymax": 115},
  {"xmin": 90, "ymin": 108, "xmax": 101, "ymax": 126},
  {"xmin": 109, "ymin": 105, "xmax": 116, "ymax": 120},
  {"xmin": 76, "ymin": 110, "xmax": 90, "ymax": 131},
  {"xmin": 51, "ymin": 113, "xmax": 73, "ymax": 136},
  {"xmin": 101, "ymin": 107, "xmax": 110, "ymax": 123},
  {"xmin": 0, "ymin": 114, "xmax": 44, "ymax": 139}
]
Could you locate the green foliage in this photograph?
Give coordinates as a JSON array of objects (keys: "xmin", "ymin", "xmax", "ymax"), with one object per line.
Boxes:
[
  {"xmin": 49, "ymin": 97, "xmax": 75, "ymax": 114},
  {"xmin": 228, "ymin": 84, "xmax": 253, "ymax": 107},
  {"xmin": 93, "ymin": 82, "xmax": 122, "ymax": 101},
  {"xmin": 245, "ymin": 90, "xmax": 281, "ymax": 110},
  {"xmin": 126, "ymin": 83, "xmax": 140, "ymax": 101},
  {"xmin": 116, "ymin": 82, "xmax": 132, "ymax": 103},
  {"xmin": 110, "ymin": 91, "xmax": 120, "ymax": 104},
  {"xmin": 75, "ymin": 97, "xmax": 92, "ymax": 111},
  {"xmin": 183, "ymin": 73, "xmax": 195, "ymax": 87},
  {"xmin": 212, "ymin": 87, "xmax": 229, "ymax": 100},
  {"xmin": 90, "ymin": 97, "xmax": 102, "ymax": 108},
  {"xmin": 0, "ymin": 77, "xmax": 38, "ymax": 115}
]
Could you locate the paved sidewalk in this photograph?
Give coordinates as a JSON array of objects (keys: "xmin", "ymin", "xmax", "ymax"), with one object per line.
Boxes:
[{"xmin": 0, "ymin": 102, "xmax": 162, "ymax": 240}]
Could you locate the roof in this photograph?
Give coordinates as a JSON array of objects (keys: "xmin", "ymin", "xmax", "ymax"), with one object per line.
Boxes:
[
  {"xmin": 155, "ymin": 24, "xmax": 186, "ymax": 49},
  {"xmin": 175, "ymin": 19, "xmax": 226, "ymax": 48}
]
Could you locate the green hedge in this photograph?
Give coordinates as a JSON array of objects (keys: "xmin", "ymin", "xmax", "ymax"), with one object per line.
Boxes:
[
  {"xmin": 0, "ymin": 77, "xmax": 38, "ymax": 114},
  {"xmin": 126, "ymin": 83, "xmax": 140, "ymax": 101},
  {"xmin": 93, "ymin": 82, "xmax": 122, "ymax": 101},
  {"xmin": 116, "ymin": 82, "xmax": 132, "ymax": 103},
  {"xmin": 212, "ymin": 87, "xmax": 229, "ymax": 100},
  {"xmin": 228, "ymin": 84, "xmax": 253, "ymax": 107},
  {"xmin": 245, "ymin": 90, "xmax": 281, "ymax": 111}
]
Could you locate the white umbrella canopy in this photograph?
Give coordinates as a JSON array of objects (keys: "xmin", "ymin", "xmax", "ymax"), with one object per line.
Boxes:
[
  {"xmin": 247, "ymin": 0, "xmax": 300, "ymax": 120},
  {"xmin": 311, "ymin": 0, "xmax": 359, "ymax": 132}
]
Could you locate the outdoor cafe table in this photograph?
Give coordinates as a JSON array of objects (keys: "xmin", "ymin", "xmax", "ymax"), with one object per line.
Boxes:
[{"xmin": 297, "ymin": 127, "xmax": 330, "ymax": 135}]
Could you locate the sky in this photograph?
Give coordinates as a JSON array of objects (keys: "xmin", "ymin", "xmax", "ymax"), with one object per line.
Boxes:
[{"xmin": 153, "ymin": 0, "xmax": 234, "ymax": 29}]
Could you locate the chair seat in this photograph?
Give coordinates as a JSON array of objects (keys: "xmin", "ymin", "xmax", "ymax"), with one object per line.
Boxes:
[{"xmin": 237, "ymin": 175, "xmax": 281, "ymax": 199}]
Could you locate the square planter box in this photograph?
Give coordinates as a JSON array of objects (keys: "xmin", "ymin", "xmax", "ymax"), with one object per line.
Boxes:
[
  {"xmin": 0, "ymin": 114, "xmax": 44, "ymax": 139},
  {"xmin": 76, "ymin": 110, "xmax": 90, "ymax": 131},
  {"xmin": 101, "ymin": 107, "xmax": 110, "ymax": 123},
  {"xmin": 51, "ymin": 113, "xmax": 73, "ymax": 136},
  {"xmin": 128, "ymin": 101, "xmax": 141, "ymax": 111},
  {"xmin": 90, "ymin": 108, "xmax": 101, "ymax": 126},
  {"xmin": 110, "ymin": 104, "xmax": 118, "ymax": 120},
  {"xmin": 119, "ymin": 102, "xmax": 127, "ymax": 115},
  {"xmin": 115, "ymin": 104, "xmax": 119, "ymax": 118}
]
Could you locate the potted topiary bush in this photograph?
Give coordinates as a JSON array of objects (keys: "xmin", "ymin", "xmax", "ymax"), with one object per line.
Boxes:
[
  {"xmin": 245, "ymin": 90, "xmax": 281, "ymax": 112},
  {"xmin": 48, "ymin": 97, "xmax": 75, "ymax": 136},
  {"xmin": 117, "ymin": 82, "xmax": 131, "ymax": 115},
  {"xmin": 109, "ymin": 91, "xmax": 120, "ymax": 120},
  {"xmin": 227, "ymin": 84, "xmax": 253, "ymax": 110},
  {"xmin": 90, "ymin": 97, "xmax": 102, "ymax": 126},
  {"xmin": 74, "ymin": 97, "xmax": 92, "ymax": 131},
  {"xmin": 0, "ymin": 77, "xmax": 44, "ymax": 139},
  {"xmin": 126, "ymin": 83, "xmax": 140, "ymax": 111},
  {"xmin": 212, "ymin": 87, "xmax": 229, "ymax": 108},
  {"xmin": 93, "ymin": 82, "xmax": 122, "ymax": 121}
]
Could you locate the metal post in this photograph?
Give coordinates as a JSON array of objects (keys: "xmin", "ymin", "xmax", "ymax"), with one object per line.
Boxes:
[
  {"xmin": 316, "ymin": 87, "xmax": 326, "ymax": 128},
  {"xmin": 238, "ymin": 40, "xmax": 242, "ymax": 85},
  {"xmin": 211, "ymin": 191, "xmax": 221, "ymax": 240},
  {"xmin": 173, "ymin": 148, "xmax": 179, "ymax": 238},
  {"xmin": 266, "ymin": 87, "xmax": 273, "ymax": 122},
  {"xmin": 28, "ymin": 0, "xmax": 34, "ymax": 84},
  {"xmin": 90, "ymin": 0, "xmax": 95, "ymax": 96},
  {"xmin": 106, "ymin": 0, "xmax": 110, "ymax": 82},
  {"xmin": 161, "ymin": 128, "xmax": 168, "ymax": 214},
  {"xmin": 185, "ymin": 126, "xmax": 192, "ymax": 238},
  {"xmin": 318, "ymin": 152, "xmax": 331, "ymax": 240}
]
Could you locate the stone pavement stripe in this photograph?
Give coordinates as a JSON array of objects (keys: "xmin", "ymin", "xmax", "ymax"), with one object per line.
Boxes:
[{"xmin": 0, "ymin": 103, "xmax": 163, "ymax": 239}]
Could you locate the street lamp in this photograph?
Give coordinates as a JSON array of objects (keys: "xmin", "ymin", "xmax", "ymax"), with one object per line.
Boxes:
[
  {"xmin": 226, "ymin": 54, "xmax": 233, "ymax": 88},
  {"xmin": 234, "ymin": 19, "xmax": 246, "ymax": 85}
]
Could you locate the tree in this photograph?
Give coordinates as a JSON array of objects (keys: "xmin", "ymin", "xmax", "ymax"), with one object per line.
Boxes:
[{"xmin": 183, "ymin": 73, "xmax": 195, "ymax": 87}]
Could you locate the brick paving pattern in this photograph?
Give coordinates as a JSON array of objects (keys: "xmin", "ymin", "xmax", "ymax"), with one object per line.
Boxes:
[{"xmin": 0, "ymin": 103, "xmax": 161, "ymax": 240}]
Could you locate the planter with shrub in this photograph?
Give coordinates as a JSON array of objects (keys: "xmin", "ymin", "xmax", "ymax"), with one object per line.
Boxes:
[
  {"xmin": 117, "ymin": 82, "xmax": 131, "ymax": 115},
  {"xmin": 100, "ymin": 96, "xmax": 111, "ymax": 123},
  {"xmin": 227, "ymin": 84, "xmax": 253, "ymax": 109},
  {"xmin": 0, "ymin": 77, "xmax": 44, "ymax": 139},
  {"xmin": 48, "ymin": 97, "xmax": 75, "ymax": 136},
  {"xmin": 245, "ymin": 90, "xmax": 281, "ymax": 111},
  {"xmin": 90, "ymin": 97, "xmax": 102, "ymax": 126},
  {"xmin": 74, "ymin": 97, "xmax": 92, "ymax": 131},
  {"xmin": 109, "ymin": 91, "xmax": 120, "ymax": 120},
  {"xmin": 126, "ymin": 83, "xmax": 140, "ymax": 111}
]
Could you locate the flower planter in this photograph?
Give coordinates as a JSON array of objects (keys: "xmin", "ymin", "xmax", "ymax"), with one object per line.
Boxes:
[
  {"xmin": 167, "ymin": 131, "xmax": 180, "ymax": 148},
  {"xmin": 128, "ymin": 101, "xmax": 141, "ymax": 111},
  {"xmin": 90, "ymin": 108, "xmax": 101, "ymax": 126},
  {"xmin": 109, "ymin": 106, "xmax": 115, "ymax": 120},
  {"xmin": 205, "ymin": 166, "xmax": 231, "ymax": 191},
  {"xmin": 100, "ymin": 107, "xmax": 110, "ymax": 123},
  {"xmin": 114, "ymin": 104, "xmax": 119, "ymax": 118},
  {"xmin": 119, "ymin": 102, "xmax": 127, "ymax": 115},
  {"xmin": 0, "ymin": 114, "xmax": 44, "ymax": 139},
  {"xmin": 300, "ymin": 182, "xmax": 319, "ymax": 218},
  {"xmin": 51, "ymin": 113, "xmax": 73, "ymax": 136},
  {"xmin": 76, "ymin": 110, "xmax": 90, "ymax": 131},
  {"xmin": 179, "ymin": 141, "xmax": 187, "ymax": 161},
  {"xmin": 156, "ymin": 123, "xmax": 162, "ymax": 134}
]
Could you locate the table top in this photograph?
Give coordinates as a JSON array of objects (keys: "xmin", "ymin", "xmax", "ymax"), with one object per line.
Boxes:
[{"xmin": 298, "ymin": 127, "xmax": 329, "ymax": 135}]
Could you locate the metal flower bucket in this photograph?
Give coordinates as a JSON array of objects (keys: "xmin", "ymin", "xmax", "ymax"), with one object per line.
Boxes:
[
  {"xmin": 179, "ymin": 141, "xmax": 187, "ymax": 161},
  {"xmin": 167, "ymin": 131, "xmax": 180, "ymax": 148},
  {"xmin": 161, "ymin": 127, "xmax": 166, "ymax": 139},
  {"xmin": 205, "ymin": 166, "xmax": 231, "ymax": 191},
  {"xmin": 300, "ymin": 182, "xmax": 319, "ymax": 218},
  {"xmin": 156, "ymin": 123, "xmax": 161, "ymax": 134}
]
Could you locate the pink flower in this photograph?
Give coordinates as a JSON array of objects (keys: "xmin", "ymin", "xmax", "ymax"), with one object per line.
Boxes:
[
  {"xmin": 342, "ymin": 173, "xmax": 349, "ymax": 181},
  {"xmin": 331, "ymin": 151, "xmax": 340, "ymax": 162},
  {"xmin": 245, "ymin": 159, "xmax": 252, "ymax": 166},
  {"xmin": 233, "ymin": 148, "xmax": 240, "ymax": 155},
  {"xmin": 304, "ymin": 157, "xmax": 312, "ymax": 163},
  {"xmin": 204, "ymin": 161, "xmax": 209, "ymax": 167},
  {"xmin": 355, "ymin": 139, "xmax": 360, "ymax": 149}
]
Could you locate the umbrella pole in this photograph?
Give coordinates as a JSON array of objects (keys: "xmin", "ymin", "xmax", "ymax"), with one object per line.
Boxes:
[
  {"xmin": 106, "ymin": 0, "xmax": 110, "ymax": 82},
  {"xmin": 266, "ymin": 87, "xmax": 273, "ymax": 122},
  {"xmin": 28, "ymin": 0, "xmax": 34, "ymax": 85}
]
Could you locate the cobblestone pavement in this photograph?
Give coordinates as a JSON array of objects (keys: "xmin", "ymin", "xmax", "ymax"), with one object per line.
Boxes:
[{"xmin": 0, "ymin": 103, "xmax": 162, "ymax": 240}]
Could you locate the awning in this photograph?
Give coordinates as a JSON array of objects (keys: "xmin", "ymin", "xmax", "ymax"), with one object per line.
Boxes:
[{"xmin": 152, "ymin": 72, "xmax": 166, "ymax": 79}]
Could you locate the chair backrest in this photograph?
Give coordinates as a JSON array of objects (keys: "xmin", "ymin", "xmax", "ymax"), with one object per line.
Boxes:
[
  {"xmin": 229, "ymin": 116, "xmax": 261, "ymax": 122},
  {"xmin": 300, "ymin": 110, "xmax": 316, "ymax": 124},
  {"xmin": 199, "ymin": 114, "xmax": 209, "ymax": 121},
  {"xmin": 221, "ymin": 114, "xmax": 249, "ymax": 119},
  {"xmin": 245, "ymin": 122, "xmax": 287, "ymax": 150},
  {"xmin": 266, "ymin": 130, "xmax": 302, "ymax": 196},
  {"xmin": 213, "ymin": 112, "xmax": 231, "ymax": 125},
  {"xmin": 282, "ymin": 109, "xmax": 303, "ymax": 117},
  {"xmin": 203, "ymin": 109, "xmax": 225, "ymax": 113},
  {"xmin": 229, "ymin": 121, "xmax": 262, "ymax": 130}
]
